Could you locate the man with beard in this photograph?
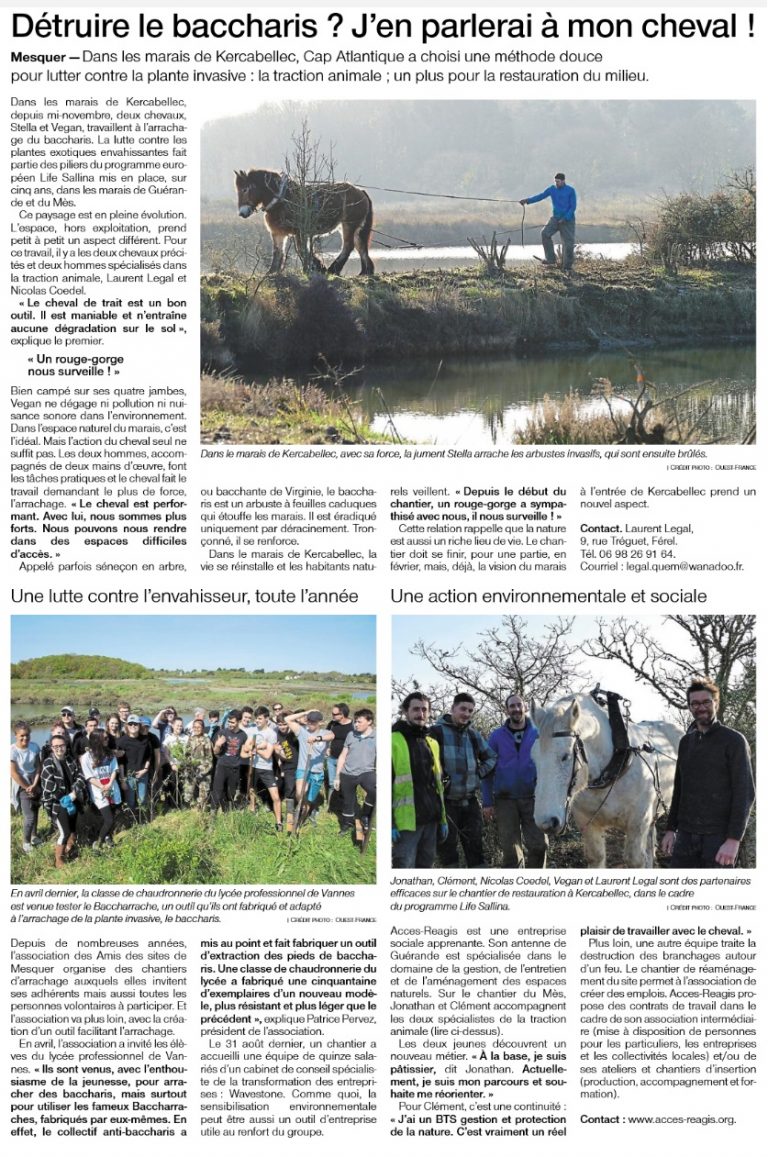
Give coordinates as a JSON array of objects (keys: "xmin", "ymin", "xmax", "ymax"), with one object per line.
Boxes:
[
  {"xmin": 661, "ymin": 678, "xmax": 755, "ymax": 868},
  {"xmin": 428, "ymin": 693, "xmax": 496, "ymax": 868},
  {"xmin": 483, "ymin": 693, "xmax": 547, "ymax": 869},
  {"xmin": 391, "ymin": 692, "xmax": 447, "ymax": 869}
]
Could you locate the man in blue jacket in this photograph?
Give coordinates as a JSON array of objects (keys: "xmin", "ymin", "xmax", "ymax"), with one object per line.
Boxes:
[
  {"xmin": 520, "ymin": 172, "xmax": 577, "ymax": 271},
  {"xmin": 483, "ymin": 693, "xmax": 547, "ymax": 869}
]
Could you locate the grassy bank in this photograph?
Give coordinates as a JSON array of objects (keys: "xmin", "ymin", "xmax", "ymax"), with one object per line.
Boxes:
[
  {"xmin": 11, "ymin": 806, "xmax": 376, "ymax": 885},
  {"xmin": 201, "ymin": 260, "xmax": 755, "ymax": 380},
  {"xmin": 200, "ymin": 372, "xmax": 395, "ymax": 444}
]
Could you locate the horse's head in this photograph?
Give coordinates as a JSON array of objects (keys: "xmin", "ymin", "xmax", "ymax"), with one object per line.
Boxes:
[
  {"xmin": 533, "ymin": 694, "xmax": 605, "ymax": 835},
  {"xmin": 234, "ymin": 169, "xmax": 272, "ymax": 218}
]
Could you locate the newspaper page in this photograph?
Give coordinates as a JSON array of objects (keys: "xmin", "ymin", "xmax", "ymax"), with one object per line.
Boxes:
[{"xmin": 4, "ymin": 0, "xmax": 761, "ymax": 1154}]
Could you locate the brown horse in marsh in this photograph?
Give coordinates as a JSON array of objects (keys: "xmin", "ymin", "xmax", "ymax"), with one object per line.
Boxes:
[{"xmin": 235, "ymin": 168, "xmax": 375, "ymax": 275}]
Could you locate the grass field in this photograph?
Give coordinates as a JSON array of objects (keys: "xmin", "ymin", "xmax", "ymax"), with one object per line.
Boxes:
[{"xmin": 11, "ymin": 804, "xmax": 376, "ymax": 886}]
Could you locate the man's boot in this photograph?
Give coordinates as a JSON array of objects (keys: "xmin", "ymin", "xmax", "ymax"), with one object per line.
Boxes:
[
  {"xmin": 54, "ymin": 845, "xmax": 66, "ymax": 870},
  {"xmin": 65, "ymin": 833, "xmax": 77, "ymax": 860}
]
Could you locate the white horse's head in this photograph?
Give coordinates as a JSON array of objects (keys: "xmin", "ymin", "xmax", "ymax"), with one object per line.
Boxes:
[{"xmin": 532, "ymin": 694, "xmax": 613, "ymax": 835}]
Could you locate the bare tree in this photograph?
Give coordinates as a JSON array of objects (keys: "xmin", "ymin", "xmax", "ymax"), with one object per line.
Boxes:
[
  {"xmin": 582, "ymin": 615, "xmax": 755, "ymax": 738},
  {"xmin": 283, "ymin": 119, "xmax": 337, "ymax": 274},
  {"xmin": 397, "ymin": 616, "xmax": 585, "ymax": 726}
]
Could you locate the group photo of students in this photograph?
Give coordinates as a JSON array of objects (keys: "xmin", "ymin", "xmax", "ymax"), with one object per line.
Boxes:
[{"xmin": 10, "ymin": 614, "xmax": 377, "ymax": 885}]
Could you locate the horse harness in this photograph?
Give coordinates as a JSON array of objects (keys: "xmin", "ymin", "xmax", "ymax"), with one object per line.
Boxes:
[
  {"xmin": 554, "ymin": 688, "xmax": 667, "ymax": 827},
  {"xmin": 262, "ymin": 171, "xmax": 289, "ymax": 212}
]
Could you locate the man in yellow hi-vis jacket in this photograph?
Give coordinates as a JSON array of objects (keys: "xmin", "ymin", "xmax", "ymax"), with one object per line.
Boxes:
[{"xmin": 392, "ymin": 692, "xmax": 447, "ymax": 869}]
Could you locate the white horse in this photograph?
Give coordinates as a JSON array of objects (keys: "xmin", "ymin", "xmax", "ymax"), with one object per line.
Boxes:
[{"xmin": 531, "ymin": 693, "xmax": 682, "ymax": 868}]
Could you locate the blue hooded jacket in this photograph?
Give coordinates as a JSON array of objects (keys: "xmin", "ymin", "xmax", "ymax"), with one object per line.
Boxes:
[
  {"xmin": 527, "ymin": 183, "xmax": 577, "ymax": 221},
  {"xmin": 482, "ymin": 717, "xmax": 539, "ymax": 803}
]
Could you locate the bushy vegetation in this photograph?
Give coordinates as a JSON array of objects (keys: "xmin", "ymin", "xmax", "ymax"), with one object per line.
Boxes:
[
  {"xmin": 520, "ymin": 393, "xmax": 617, "ymax": 444},
  {"xmin": 202, "ymin": 273, "xmax": 365, "ymax": 376},
  {"xmin": 12, "ymin": 654, "xmax": 151, "ymax": 681},
  {"xmin": 200, "ymin": 371, "xmax": 392, "ymax": 445},
  {"xmin": 11, "ymin": 671, "xmax": 375, "ymax": 721},
  {"xmin": 647, "ymin": 170, "xmax": 756, "ymax": 270}
]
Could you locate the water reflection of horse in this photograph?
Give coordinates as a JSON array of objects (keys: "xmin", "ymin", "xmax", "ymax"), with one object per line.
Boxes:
[
  {"xmin": 531, "ymin": 693, "xmax": 682, "ymax": 868},
  {"xmin": 235, "ymin": 169, "xmax": 375, "ymax": 275}
]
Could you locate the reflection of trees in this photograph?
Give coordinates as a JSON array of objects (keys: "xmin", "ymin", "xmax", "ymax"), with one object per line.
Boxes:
[{"xmin": 358, "ymin": 357, "xmax": 755, "ymax": 444}]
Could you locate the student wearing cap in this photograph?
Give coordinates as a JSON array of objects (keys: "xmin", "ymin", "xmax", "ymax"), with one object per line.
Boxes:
[
  {"xmin": 60, "ymin": 705, "xmax": 84, "ymax": 746},
  {"xmin": 119, "ymin": 715, "xmax": 154, "ymax": 810},
  {"xmin": 519, "ymin": 172, "xmax": 578, "ymax": 271}
]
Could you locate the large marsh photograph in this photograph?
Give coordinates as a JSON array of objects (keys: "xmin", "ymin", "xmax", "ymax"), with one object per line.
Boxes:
[
  {"xmin": 391, "ymin": 614, "xmax": 755, "ymax": 870},
  {"xmin": 11, "ymin": 615, "xmax": 377, "ymax": 885},
  {"xmin": 201, "ymin": 100, "xmax": 755, "ymax": 446}
]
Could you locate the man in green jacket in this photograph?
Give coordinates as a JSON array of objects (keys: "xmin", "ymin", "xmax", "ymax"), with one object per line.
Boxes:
[{"xmin": 392, "ymin": 692, "xmax": 447, "ymax": 869}]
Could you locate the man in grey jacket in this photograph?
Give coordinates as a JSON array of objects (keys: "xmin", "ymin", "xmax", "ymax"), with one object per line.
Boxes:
[{"xmin": 429, "ymin": 693, "xmax": 496, "ymax": 868}]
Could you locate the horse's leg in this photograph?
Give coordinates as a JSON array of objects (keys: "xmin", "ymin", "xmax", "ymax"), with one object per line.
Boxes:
[
  {"xmin": 354, "ymin": 226, "xmax": 375, "ymax": 276},
  {"xmin": 267, "ymin": 229, "xmax": 286, "ymax": 273},
  {"xmin": 624, "ymin": 814, "xmax": 655, "ymax": 868},
  {"xmin": 581, "ymin": 824, "xmax": 607, "ymax": 869},
  {"xmin": 328, "ymin": 223, "xmax": 354, "ymax": 275},
  {"xmin": 646, "ymin": 823, "xmax": 657, "ymax": 868}
]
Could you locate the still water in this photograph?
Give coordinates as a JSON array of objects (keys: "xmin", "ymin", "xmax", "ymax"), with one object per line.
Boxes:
[
  {"xmin": 347, "ymin": 343, "xmax": 755, "ymax": 445},
  {"xmin": 370, "ymin": 241, "xmax": 634, "ymax": 272}
]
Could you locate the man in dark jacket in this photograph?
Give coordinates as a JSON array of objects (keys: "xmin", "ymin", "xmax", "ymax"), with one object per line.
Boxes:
[
  {"xmin": 661, "ymin": 678, "xmax": 754, "ymax": 868},
  {"xmin": 429, "ymin": 693, "xmax": 496, "ymax": 868},
  {"xmin": 41, "ymin": 734, "xmax": 84, "ymax": 868},
  {"xmin": 392, "ymin": 692, "xmax": 447, "ymax": 869},
  {"xmin": 483, "ymin": 693, "xmax": 547, "ymax": 868}
]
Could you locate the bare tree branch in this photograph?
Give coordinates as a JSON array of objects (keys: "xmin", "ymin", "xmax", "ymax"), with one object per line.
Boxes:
[{"xmin": 582, "ymin": 615, "xmax": 755, "ymax": 740}]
